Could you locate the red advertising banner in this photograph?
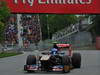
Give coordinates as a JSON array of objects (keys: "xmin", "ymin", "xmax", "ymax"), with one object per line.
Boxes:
[{"xmin": 1, "ymin": 0, "xmax": 100, "ymax": 14}]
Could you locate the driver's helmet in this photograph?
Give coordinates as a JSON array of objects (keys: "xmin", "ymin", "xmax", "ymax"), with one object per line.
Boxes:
[{"xmin": 51, "ymin": 48, "xmax": 58, "ymax": 55}]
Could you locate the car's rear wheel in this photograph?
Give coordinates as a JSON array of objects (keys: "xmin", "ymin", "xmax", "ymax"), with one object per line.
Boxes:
[
  {"xmin": 27, "ymin": 70, "xmax": 34, "ymax": 73},
  {"xmin": 72, "ymin": 53, "xmax": 81, "ymax": 68},
  {"xmin": 62, "ymin": 55, "xmax": 70, "ymax": 73}
]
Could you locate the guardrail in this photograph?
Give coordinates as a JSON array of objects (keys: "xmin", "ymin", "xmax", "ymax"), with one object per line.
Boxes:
[{"xmin": 52, "ymin": 23, "xmax": 79, "ymax": 42}]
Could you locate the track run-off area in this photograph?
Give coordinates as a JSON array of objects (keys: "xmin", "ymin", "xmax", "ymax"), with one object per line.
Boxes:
[{"xmin": 0, "ymin": 50, "xmax": 100, "ymax": 75}]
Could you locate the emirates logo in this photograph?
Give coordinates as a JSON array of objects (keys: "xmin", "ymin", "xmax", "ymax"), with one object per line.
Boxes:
[
  {"xmin": 14, "ymin": 0, "xmax": 34, "ymax": 6},
  {"xmin": 13, "ymin": 0, "xmax": 92, "ymax": 6}
]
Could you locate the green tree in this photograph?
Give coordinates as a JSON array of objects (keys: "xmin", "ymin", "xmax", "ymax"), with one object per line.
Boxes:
[
  {"xmin": 0, "ymin": 22, "xmax": 4, "ymax": 42},
  {"xmin": 92, "ymin": 15, "xmax": 100, "ymax": 36},
  {"xmin": 91, "ymin": 15, "xmax": 100, "ymax": 43},
  {"xmin": 40, "ymin": 14, "xmax": 78, "ymax": 40},
  {"xmin": 85, "ymin": 15, "xmax": 100, "ymax": 43},
  {"xmin": 0, "ymin": 1, "xmax": 10, "ymax": 43}
]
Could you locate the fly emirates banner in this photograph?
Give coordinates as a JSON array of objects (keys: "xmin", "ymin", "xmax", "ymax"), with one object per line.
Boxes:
[{"xmin": 1, "ymin": 0, "xmax": 100, "ymax": 14}]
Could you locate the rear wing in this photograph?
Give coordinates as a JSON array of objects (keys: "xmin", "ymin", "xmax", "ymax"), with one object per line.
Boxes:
[
  {"xmin": 56, "ymin": 44, "xmax": 72, "ymax": 56},
  {"xmin": 56, "ymin": 44, "xmax": 71, "ymax": 48}
]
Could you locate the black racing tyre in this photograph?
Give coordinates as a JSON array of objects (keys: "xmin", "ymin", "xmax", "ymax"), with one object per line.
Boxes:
[
  {"xmin": 27, "ymin": 70, "xmax": 34, "ymax": 73},
  {"xmin": 72, "ymin": 53, "xmax": 81, "ymax": 68},
  {"xmin": 62, "ymin": 55, "xmax": 70, "ymax": 73},
  {"xmin": 26, "ymin": 55, "xmax": 36, "ymax": 65},
  {"xmin": 24, "ymin": 65, "xmax": 27, "ymax": 71}
]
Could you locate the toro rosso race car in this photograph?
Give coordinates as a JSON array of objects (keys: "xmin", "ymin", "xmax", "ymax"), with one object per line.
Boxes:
[{"xmin": 24, "ymin": 44, "xmax": 81, "ymax": 73}]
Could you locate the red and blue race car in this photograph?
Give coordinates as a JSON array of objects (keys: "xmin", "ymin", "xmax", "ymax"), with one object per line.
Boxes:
[{"xmin": 24, "ymin": 44, "xmax": 81, "ymax": 73}]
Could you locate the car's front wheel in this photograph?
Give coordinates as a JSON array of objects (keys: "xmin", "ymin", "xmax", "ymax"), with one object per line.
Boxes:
[{"xmin": 62, "ymin": 55, "xmax": 71, "ymax": 73}]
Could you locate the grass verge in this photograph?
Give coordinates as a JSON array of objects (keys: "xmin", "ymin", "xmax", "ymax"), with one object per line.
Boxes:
[{"xmin": 0, "ymin": 52, "xmax": 22, "ymax": 58}]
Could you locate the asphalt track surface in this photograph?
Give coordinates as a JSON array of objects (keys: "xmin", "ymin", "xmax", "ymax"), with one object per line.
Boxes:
[{"xmin": 0, "ymin": 50, "xmax": 100, "ymax": 75}]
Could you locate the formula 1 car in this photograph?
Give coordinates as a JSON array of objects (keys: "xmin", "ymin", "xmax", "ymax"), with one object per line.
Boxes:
[{"xmin": 24, "ymin": 44, "xmax": 81, "ymax": 73}]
